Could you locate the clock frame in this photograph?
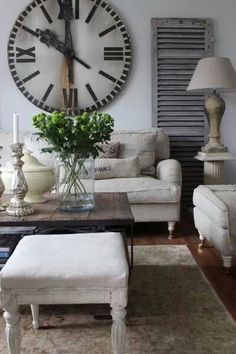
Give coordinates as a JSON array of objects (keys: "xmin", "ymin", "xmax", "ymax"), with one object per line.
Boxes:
[{"xmin": 7, "ymin": 0, "xmax": 132, "ymax": 114}]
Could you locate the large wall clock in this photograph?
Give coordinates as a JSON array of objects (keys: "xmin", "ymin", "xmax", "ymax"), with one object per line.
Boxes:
[{"xmin": 7, "ymin": 0, "xmax": 132, "ymax": 114}]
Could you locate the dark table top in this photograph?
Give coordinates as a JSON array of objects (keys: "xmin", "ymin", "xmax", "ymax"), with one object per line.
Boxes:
[{"xmin": 0, "ymin": 193, "xmax": 134, "ymax": 228}]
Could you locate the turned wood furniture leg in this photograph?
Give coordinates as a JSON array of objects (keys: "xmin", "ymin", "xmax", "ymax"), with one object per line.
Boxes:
[
  {"xmin": 3, "ymin": 306, "xmax": 21, "ymax": 354},
  {"xmin": 222, "ymin": 255, "xmax": 233, "ymax": 274},
  {"xmin": 168, "ymin": 221, "xmax": 176, "ymax": 239},
  {"xmin": 198, "ymin": 232, "xmax": 206, "ymax": 249},
  {"xmin": 111, "ymin": 306, "xmax": 126, "ymax": 354},
  {"xmin": 31, "ymin": 304, "xmax": 39, "ymax": 329}
]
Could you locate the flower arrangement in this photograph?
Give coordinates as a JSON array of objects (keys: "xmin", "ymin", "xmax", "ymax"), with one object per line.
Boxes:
[
  {"xmin": 32, "ymin": 111, "xmax": 114, "ymax": 211},
  {"xmin": 32, "ymin": 111, "xmax": 114, "ymax": 159}
]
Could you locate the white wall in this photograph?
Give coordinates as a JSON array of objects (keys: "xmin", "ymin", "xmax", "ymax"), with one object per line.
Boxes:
[{"xmin": 1, "ymin": 0, "xmax": 236, "ymax": 181}]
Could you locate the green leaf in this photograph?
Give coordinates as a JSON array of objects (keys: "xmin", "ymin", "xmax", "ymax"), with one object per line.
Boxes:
[{"xmin": 32, "ymin": 111, "xmax": 114, "ymax": 158}]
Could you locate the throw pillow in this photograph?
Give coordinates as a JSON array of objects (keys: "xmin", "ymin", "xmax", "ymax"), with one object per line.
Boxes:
[
  {"xmin": 111, "ymin": 130, "xmax": 157, "ymax": 175},
  {"xmin": 98, "ymin": 142, "xmax": 120, "ymax": 158},
  {"xmin": 95, "ymin": 156, "xmax": 140, "ymax": 179}
]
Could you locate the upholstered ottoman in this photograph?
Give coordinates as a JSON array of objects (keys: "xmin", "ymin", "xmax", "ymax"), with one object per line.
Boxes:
[
  {"xmin": 0, "ymin": 232, "xmax": 129, "ymax": 354},
  {"xmin": 193, "ymin": 185, "xmax": 236, "ymax": 271}
]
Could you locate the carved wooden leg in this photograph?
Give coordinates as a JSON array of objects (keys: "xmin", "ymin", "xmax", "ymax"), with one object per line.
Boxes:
[
  {"xmin": 198, "ymin": 232, "xmax": 206, "ymax": 249},
  {"xmin": 222, "ymin": 255, "xmax": 233, "ymax": 274},
  {"xmin": 168, "ymin": 221, "xmax": 176, "ymax": 239},
  {"xmin": 3, "ymin": 307, "xmax": 21, "ymax": 354},
  {"xmin": 111, "ymin": 306, "xmax": 126, "ymax": 354},
  {"xmin": 31, "ymin": 304, "xmax": 39, "ymax": 329}
]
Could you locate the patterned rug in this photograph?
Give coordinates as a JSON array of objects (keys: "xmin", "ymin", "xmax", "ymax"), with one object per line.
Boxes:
[{"xmin": 0, "ymin": 245, "xmax": 236, "ymax": 354}]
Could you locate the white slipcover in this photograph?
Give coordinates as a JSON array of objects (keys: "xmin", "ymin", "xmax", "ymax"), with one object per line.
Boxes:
[
  {"xmin": 0, "ymin": 233, "xmax": 129, "ymax": 290},
  {"xmin": 193, "ymin": 185, "xmax": 236, "ymax": 269}
]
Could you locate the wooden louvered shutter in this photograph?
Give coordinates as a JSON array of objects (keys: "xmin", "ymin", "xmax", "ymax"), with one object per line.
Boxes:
[{"xmin": 152, "ymin": 18, "xmax": 214, "ymax": 206}]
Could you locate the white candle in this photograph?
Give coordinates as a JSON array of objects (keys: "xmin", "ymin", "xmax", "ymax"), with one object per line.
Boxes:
[{"xmin": 13, "ymin": 113, "xmax": 19, "ymax": 144}]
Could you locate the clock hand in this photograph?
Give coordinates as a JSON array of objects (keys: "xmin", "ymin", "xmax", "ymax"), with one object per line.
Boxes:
[
  {"xmin": 71, "ymin": 54, "xmax": 90, "ymax": 69},
  {"xmin": 58, "ymin": 0, "xmax": 74, "ymax": 84},
  {"xmin": 65, "ymin": 20, "xmax": 74, "ymax": 84},
  {"xmin": 59, "ymin": 2, "xmax": 77, "ymax": 113},
  {"xmin": 36, "ymin": 29, "xmax": 91, "ymax": 69},
  {"xmin": 65, "ymin": 28, "xmax": 73, "ymax": 84}
]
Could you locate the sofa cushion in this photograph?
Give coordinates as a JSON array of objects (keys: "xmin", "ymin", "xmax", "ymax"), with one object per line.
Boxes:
[
  {"xmin": 95, "ymin": 177, "xmax": 181, "ymax": 203},
  {"xmin": 23, "ymin": 129, "xmax": 170, "ymax": 173},
  {"xmin": 98, "ymin": 142, "xmax": 120, "ymax": 158},
  {"xmin": 95, "ymin": 156, "xmax": 140, "ymax": 179},
  {"xmin": 111, "ymin": 130, "xmax": 156, "ymax": 175}
]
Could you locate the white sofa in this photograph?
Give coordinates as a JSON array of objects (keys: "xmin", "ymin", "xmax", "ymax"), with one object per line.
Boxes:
[{"xmin": 0, "ymin": 128, "xmax": 182, "ymax": 237}]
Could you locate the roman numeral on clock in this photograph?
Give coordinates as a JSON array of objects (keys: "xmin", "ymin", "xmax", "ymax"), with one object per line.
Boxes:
[
  {"xmin": 62, "ymin": 88, "xmax": 79, "ymax": 114},
  {"xmin": 22, "ymin": 70, "xmax": 40, "ymax": 83},
  {"xmin": 16, "ymin": 46, "xmax": 36, "ymax": 63},
  {"xmin": 57, "ymin": 0, "xmax": 79, "ymax": 20},
  {"xmin": 85, "ymin": 83, "xmax": 98, "ymax": 102},
  {"xmin": 85, "ymin": 0, "xmax": 101, "ymax": 24},
  {"xmin": 99, "ymin": 70, "xmax": 117, "ymax": 83},
  {"xmin": 42, "ymin": 84, "xmax": 54, "ymax": 103},
  {"xmin": 104, "ymin": 47, "xmax": 124, "ymax": 61},
  {"xmin": 22, "ymin": 25, "xmax": 39, "ymax": 38},
  {"xmin": 75, "ymin": 0, "xmax": 80, "ymax": 19},
  {"xmin": 40, "ymin": 5, "xmax": 53, "ymax": 24},
  {"xmin": 99, "ymin": 25, "xmax": 116, "ymax": 37}
]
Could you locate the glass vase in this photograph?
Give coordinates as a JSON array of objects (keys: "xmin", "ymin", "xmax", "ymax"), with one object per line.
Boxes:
[{"xmin": 56, "ymin": 156, "xmax": 95, "ymax": 212}]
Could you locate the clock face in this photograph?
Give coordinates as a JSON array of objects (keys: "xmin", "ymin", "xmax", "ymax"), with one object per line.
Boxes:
[{"xmin": 7, "ymin": 0, "xmax": 132, "ymax": 114}]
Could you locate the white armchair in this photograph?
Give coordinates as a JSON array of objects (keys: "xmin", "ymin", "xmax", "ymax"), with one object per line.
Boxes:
[{"xmin": 95, "ymin": 128, "xmax": 182, "ymax": 238}]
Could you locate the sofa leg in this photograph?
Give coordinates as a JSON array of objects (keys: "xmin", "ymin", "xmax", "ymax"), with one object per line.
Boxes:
[
  {"xmin": 198, "ymin": 232, "xmax": 206, "ymax": 249},
  {"xmin": 31, "ymin": 304, "xmax": 39, "ymax": 329},
  {"xmin": 168, "ymin": 222, "xmax": 176, "ymax": 239},
  {"xmin": 222, "ymin": 255, "xmax": 233, "ymax": 274}
]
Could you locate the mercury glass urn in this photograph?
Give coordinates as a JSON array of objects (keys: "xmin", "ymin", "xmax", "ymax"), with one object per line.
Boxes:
[{"xmin": 2, "ymin": 150, "xmax": 55, "ymax": 203}]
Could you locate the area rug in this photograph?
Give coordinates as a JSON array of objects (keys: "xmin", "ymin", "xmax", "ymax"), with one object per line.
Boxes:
[{"xmin": 0, "ymin": 245, "xmax": 236, "ymax": 354}]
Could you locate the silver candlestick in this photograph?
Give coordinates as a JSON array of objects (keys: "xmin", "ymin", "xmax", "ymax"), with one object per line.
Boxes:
[
  {"xmin": 6, "ymin": 143, "xmax": 34, "ymax": 216},
  {"xmin": 0, "ymin": 171, "xmax": 6, "ymax": 211}
]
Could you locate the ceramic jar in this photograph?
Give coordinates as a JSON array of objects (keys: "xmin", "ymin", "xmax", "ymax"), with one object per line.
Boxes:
[{"xmin": 1, "ymin": 150, "xmax": 55, "ymax": 203}]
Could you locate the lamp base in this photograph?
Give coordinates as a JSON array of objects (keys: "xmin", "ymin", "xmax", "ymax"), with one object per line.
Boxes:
[
  {"xmin": 201, "ymin": 142, "xmax": 228, "ymax": 153},
  {"xmin": 203, "ymin": 92, "xmax": 227, "ymax": 153}
]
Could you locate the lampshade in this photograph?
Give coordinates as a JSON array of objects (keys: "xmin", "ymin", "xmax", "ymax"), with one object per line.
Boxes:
[{"xmin": 187, "ymin": 57, "xmax": 236, "ymax": 92}]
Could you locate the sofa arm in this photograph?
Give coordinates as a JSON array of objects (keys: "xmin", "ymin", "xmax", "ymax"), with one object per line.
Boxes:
[{"xmin": 156, "ymin": 159, "xmax": 182, "ymax": 186}]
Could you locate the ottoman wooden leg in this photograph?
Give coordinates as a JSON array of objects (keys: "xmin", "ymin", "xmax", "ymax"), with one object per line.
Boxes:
[
  {"xmin": 222, "ymin": 255, "xmax": 233, "ymax": 274},
  {"xmin": 111, "ymin": 306, "xmax": 126, "ymax": 354},
  {"xmin": 3, "ymin": 306, "xmax": 21, "ymax": 354},
  {"xmin": 198, "ymin": 232, "xmax": 206, "ymax": 249},
  {"xmin": 168, "ymin": 221, "xmax": 176, "ymax": 239},
  {"xmin": 31, "ymin": 304, "xmax": 39, "ymax": 329}
]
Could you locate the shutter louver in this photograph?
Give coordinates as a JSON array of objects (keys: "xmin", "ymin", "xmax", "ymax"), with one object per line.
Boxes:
[{"xmin": 152, "ymin": 18, "xmax": 214, "ymax": 206}]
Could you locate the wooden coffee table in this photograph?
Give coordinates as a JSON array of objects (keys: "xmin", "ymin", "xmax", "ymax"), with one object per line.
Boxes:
[{"xmin": 0, "ymin": 193, "xmax": 134, "ymax": 267}]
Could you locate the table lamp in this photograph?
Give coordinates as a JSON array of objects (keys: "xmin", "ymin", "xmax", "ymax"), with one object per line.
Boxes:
[{"xmin": 187, "ymin": 57, "xmax": 236, "ymax": 153}]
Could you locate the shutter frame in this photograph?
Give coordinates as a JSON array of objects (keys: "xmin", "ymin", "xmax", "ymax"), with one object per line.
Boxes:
[{"xmin": 152, "ymin": 18, "xmax": 214, "ymax": 206}]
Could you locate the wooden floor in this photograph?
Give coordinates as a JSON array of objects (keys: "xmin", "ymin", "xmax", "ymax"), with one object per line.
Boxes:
[{"xmin": 132, "ymin": 208, "xmax": 236, "ymax": 321}]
